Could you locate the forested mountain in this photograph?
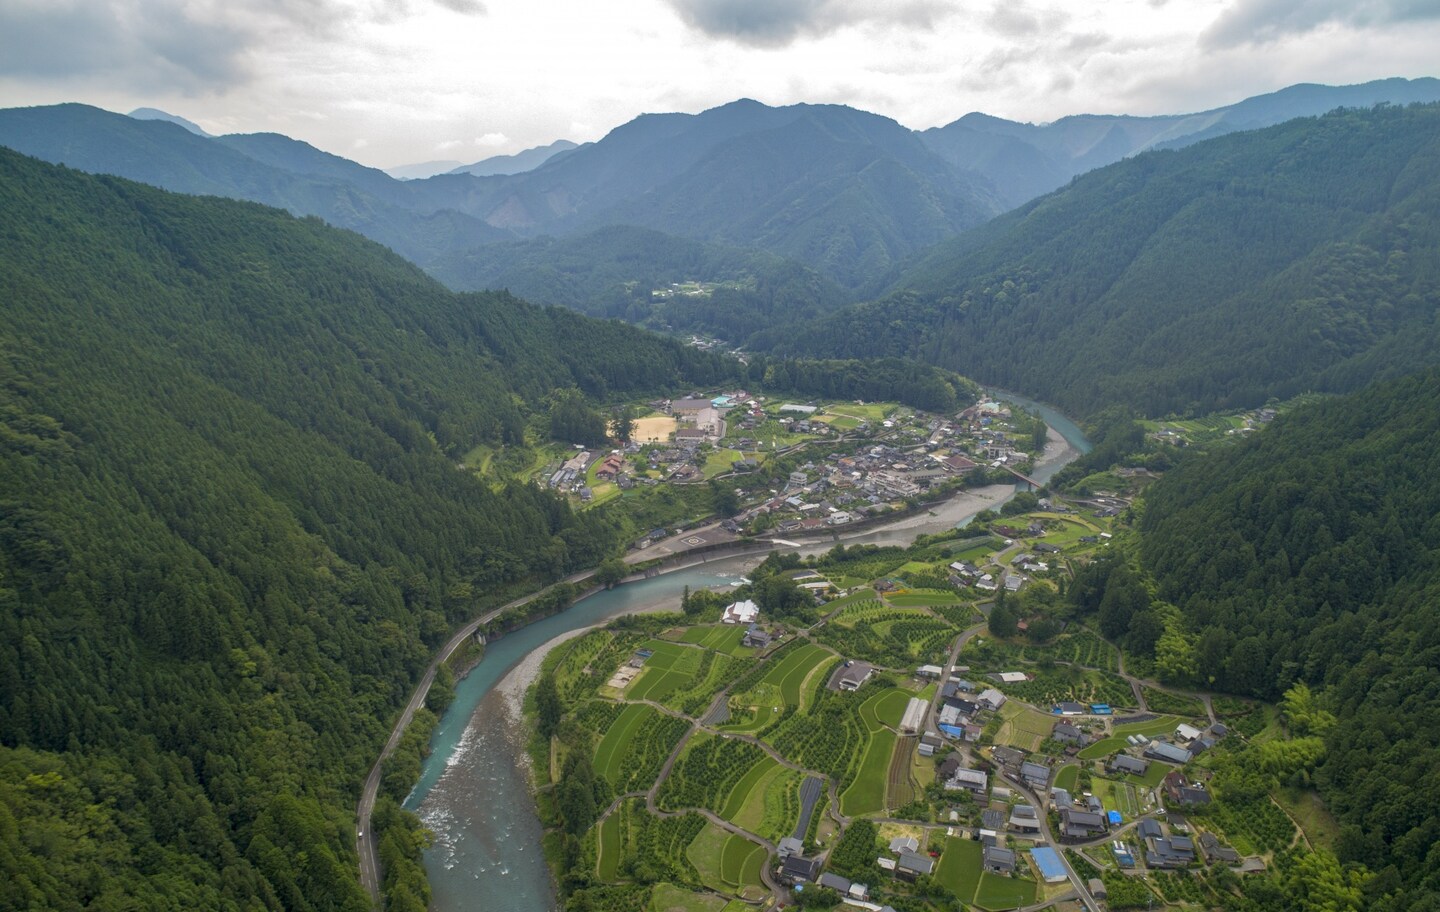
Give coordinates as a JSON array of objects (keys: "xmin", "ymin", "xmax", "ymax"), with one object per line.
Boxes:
[
  {"xmin": 429, "ymin": 224, "xmax": 851, "ymax": 345},
  {"xmin": 919, "ymin": 77, "xmax": 1440, "ymax": 209},
  {"xmin": 0, "ymin": 104, "xmax": 510, "ymax": 263},
  {"xmin": 0, "ymin": 147, "xmax": 738, "ymax": 910},
  {"xmin": 784, "ymin": 103, "xmax": 1440, "ymax": 417},
  {"xmin": 1112, "ymin": 368, "xmax": 1440, "ymax": 907}
]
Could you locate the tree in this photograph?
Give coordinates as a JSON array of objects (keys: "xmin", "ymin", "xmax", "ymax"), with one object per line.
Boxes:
[
  {"xmin": 611, "ymin": 406, "xmax": 635, "ymax": 444},
  {"xmin": 989, "ymin": 593, "xmax": 1019, "ymax": 638},
  {"xmin": 594, "ymin": 558, "xmax": 626, "ymax": 588},
  {"xmin": 535, "ymin": 673, "xmax": 562, "ymax": 740}
]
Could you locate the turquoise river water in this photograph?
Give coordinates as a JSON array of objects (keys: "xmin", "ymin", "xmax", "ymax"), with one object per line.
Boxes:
[{"xmin": 407, "ymin": 393, "xmax": 1090, "ymax": 912}]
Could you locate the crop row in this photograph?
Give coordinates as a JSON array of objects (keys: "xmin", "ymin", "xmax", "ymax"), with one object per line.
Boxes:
[
  {"xmin": 816, "ymin": 614, "xmax": 955, "ymax": 666},
  {"xmin": 768, "ymin": 689, "xmax": 868, "ymax": 782},
  {"xmin": 614, "ymin": 713, "xmax": 692, "ymax": 793},
  {"xmin": 999, "ymin": 666, "xmax": 1134, "ymax": 707}
]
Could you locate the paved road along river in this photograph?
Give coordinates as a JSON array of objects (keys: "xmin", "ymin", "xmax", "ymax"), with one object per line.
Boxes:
[{"xmin": 406, "ymin": 393, "xmax": 1090, "ymax": 912}]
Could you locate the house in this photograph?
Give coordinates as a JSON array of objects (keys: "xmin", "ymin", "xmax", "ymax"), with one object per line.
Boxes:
[
  {"xmin": 936, "ymin": 755, "xmax": 963, "ymax": 781},
  {"xmin": 1020, "ymin": 761, "xmax": 1051, "ymax": 789},
  {"xmin": 777, "ymin": 836, "xmax": 804, "ymax": 859},
  {"xmin": 1108, "ymin": 755, "xmax": 1150, "ymax": 776},
  {"xmin": 889, "ymin": 836, "xmax": 920, "ymax": 855},
  {"xmin": 833, "ymin": 661, "xmax": 875, "ymax": 691},
  {"xmin": 1004, "ymin": 574, "xmax": 1025, "ymax": 592},
  {"xmin": 1176, "ymin": 723, "xmax": 1204, "ymax": 742},
  {"xmin": 983, "ymin": 846, "xmax": 1016, "ymax": 874},
  {"xmin": 1052, "ymin": 722, "xmax": 1091, "ymax": 746},
  {"xmin": 918, "ymin": 732, "xmax": 944, "ymax": 757},
  {"xmin": 1089, "ymin": 877, "xmax": 1108, "ymax": 899},
  {"xmin": 1145, "ymin": 742, "xmax": 1193, "ymax": 765},
  {"xmin": 817, "ymin": 872, "xmax": 851, "ymax": 894},
  {"xmin": 1009, "ymin": 804, "xmax": 1041, "ymax": 833},
  {"xmin": 997, "ymin": 671, "xmax": 1028, "ymax": 684},
  {"xmin": 896, "ymin": 851, "xmax": 935, "ymax": 882},
  {"xmin": 1060, "ymin": 809, "xmax": 1109, "ymax": 840},
  {"xmin": 1162, "ymin": 771, "xmax": 1212, "ymax": 806},
  {"xmin": 1053, "ymin": 701, "xmax": 1087, "ymax": 716},
  {"xmin": 670, "ymin": 397, "xmax": 712, "ymax": 416},
  {"xmin": 1051, "ymin": 787, "xmax": 1074, "ymax": 810},
  {"xmin": 981, "ymin": 809, "xmax": 1006, "ymax": 831},
  {"xmin": 977, "ymin": 688, "xmax": 1007, "ymax": 711},
  {"xmin": 782, "ymin": 855, "xmax": 822, "ymax": 884},
  {"xmin": 991, "ymin": 746, "xmax": 1025, "ymax": 770},
  {"xmin": 1138, "ymin": 818, "xmax": 1195, "ymax": 868},
  {"xmin": 675, "ymin": 428, "xmax": 709, "ymax": 444},
  {"xmin": 1200, "ymin": 833, "xmax": 1240, "ymax": 864},
  {"xmin": 847, "ymin": 883, "xmax": 871, "ymax": 901},
  {"xmin": 741, "ymin": 624, "xmax": 771, "ymax": 649},
  {"xmin": 722, "ymin": 599, "xmax": 759, "ymax": 624},
  {"xmin": 917, "ymin": 664, "xmax": 945, "ymax": 678},
  {"xmin": 945, "ymin": 768, "xmax": 988, "ymax": 795}
]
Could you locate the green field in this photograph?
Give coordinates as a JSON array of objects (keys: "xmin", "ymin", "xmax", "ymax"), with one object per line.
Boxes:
[
  {"xmin": 595, "ymin": 704, "xmax": 654, "ymax": 782},
  {"xmin": 686, "ymin": 824, "xmax": 765, "ymax": 897},
  {"xmin": 719, "ymin": 755, "xmax": 781, "ymax": 822},
  {"xmin": 995, "ymin": 703, "xmax": 1057, "ymax": 752},
  {"xmin": 936, "ymin": 837, "xmax": 983, "ymax": 898},
  {"xmin": 936, "ymin": 838, "xmax": 1036, "ymax": 909},
  {"xmin": 861, "ymin": 687, "xmax": 915, "ymax": 729},
  {"xmin": 677, "ymin": 624, "xmax": 759, "ymax": 656},
  {"xmin": 1077, "ymin": 737, "xmax": 1126, "ymax": 761},
  {"xmin": 758, "ymin": 643, "xmax": 836, "ymax": 706},
  {"xmin": 649, "ymin": 883, "xmax": 728, "ymax": 912},
  {"xmin": 1115, "ymin": 716, "xmax": 1183, "ymax": 738},
  {"xmin": 975, "ymin": 872, "xmax": 1038, "ymax": 910},
  {"xmin": 1094, "ymin": 777, "xmax": 1141, "ymax": 817},
  {"xmin": 888, "ymin": 590, "xmax": 965, "ymax": 607},
  {"xmin": 840, "ymin": 727, "xmax": 896, "ymax": 816},
  {"xmin": 703, "ymin": 449, "xmax": 744, "ymax": 478},
  {"xmin": 1054, "ymin": 765, "xmax": 1079, "ymax": 793},
  {"xmin": 596, "ymin": 809, "xmax": 624, "ymax": 880},
  {"xmin": 629, "ymin": 641, "xmax": 706, "ymax": 702}
]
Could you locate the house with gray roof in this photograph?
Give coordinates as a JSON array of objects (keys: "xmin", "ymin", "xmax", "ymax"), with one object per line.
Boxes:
[
  {"xmin": 1060, "ymin": 808, "xmax": 1109, "ymax": 840},
  {"xmin": 896, "ymin": 852, "xmax": 935, "ymax": 882},
  {"xmin": 983, "ymin": 846, "xmax": 1016, "ymax": 874},
  {"xmin": 1108, "ymin": 754, "xmax": 1150, "ymax": 776},
  {"xmin": 1020, "ymin": 760, "xmax": 1051, "ymax": 788},
  {"xmin": 1145, "ymin": 741, "xmax": 1192, "ymax": 765}
]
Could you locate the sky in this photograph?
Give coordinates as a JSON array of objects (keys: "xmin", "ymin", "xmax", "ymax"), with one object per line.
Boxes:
[{"xmin": 1, "ymin": 0, "xmax": 1438, "ymax": 169}]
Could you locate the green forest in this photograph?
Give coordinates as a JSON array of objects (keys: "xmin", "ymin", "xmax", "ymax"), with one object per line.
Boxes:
[
  {"xmin": 779, "ymin": 103, "xmax": 1440, "ymax": 417},
  {"xmin": 0, "ymin": 146, "xmax": 740, "ymax": 910},
  {"xmin": 1071, "ymin": 368, "xmax": 1440, "ymax": 909}
]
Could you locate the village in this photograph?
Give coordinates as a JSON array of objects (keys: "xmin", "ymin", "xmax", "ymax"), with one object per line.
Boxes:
[
  {"xmin": 536, "ymin": 390, "xmax": 1047, "ymax": 537},
  {"xmin": 531, "ymin": 477, "xmax": 1281, "ymax": 912}
]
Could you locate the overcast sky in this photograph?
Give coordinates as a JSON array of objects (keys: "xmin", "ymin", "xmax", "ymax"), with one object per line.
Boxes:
[{"xmin": 2, "ymin": 0, "xmax": 1437, "ymax": 168}]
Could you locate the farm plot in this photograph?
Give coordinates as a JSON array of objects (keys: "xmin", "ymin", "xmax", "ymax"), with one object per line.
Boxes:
[
  {"xmin": 649, "ymin": 883, "xmax": 728, "ymax": 912},
  {"xmin": 990, "ymin": 666, "xmax": 1132, "ymax": 708},
  {"xmin": 1053, "ymin": 765, "xmax": 1080, "ymax": 793},
  {"xmin": 767, "ymin": 688, "xmax": 868, "ymax": 781},
  {"xmin": 686, "ymin": 824, "xmax": 767, "ymax": 898},
  {"xmin": 860, "ymin": 686, "xmax": 915, "ymax": 729},
  {"xmin": 594, "ymin": 704, "xmax": 691, "ymax": 792},
  {"xmin": 757, "ymin": 642, "xmax": 836, "ymax": 707},
  {"xmin": 628, "ymin": 641, "xmax": 706, "ymax": 703},
  {"xmin": 1093, "ymin": 777, "xmax": 1141, "ymax": 818},
  {"xmin": 840, "ymin": 727, "xmax": 896, "ymax": 816},
  {"xmin": 731, "ymin": 765, "xmax": 804, "ymax": 843},
  {"xmin": 994, "ymin": 703, "xmax": 1057, "ymax": 753},
  {"xmin": 660, "ymin": 651, "xmax": 751, "ymax": 717},
  {"xmin": 1140, "ymin": 685, "xmax": 1206, "ymax": 718},
  {"xmin": 718, "ymin": 755, "xmax": 782, "ymax": 823},
  {"xmin": 888, "ymin": 589, "xmax": 966, "ymax": 607},
  {"xmin": 597, "ymin": 799, "xmax": 705, "ymax": 885},
  {"xmin": 817, "ymin": 611, "xmax": 956, "ymax": 667},
  {"xmin": 657, "ymin": 734, "xmax": 769, "ymax": 814},
  {"xmin": 939, "ymin": 837, "xmax": 1035, "ymax": 909},
  {"xmin": 596, "ymin": 807, "xmax": 625, "ymax": 881},
  {"xmin": 678, "ymin": 624, "xmax": 761, "ymax": 657},
  {"xmin": 829, "ymin": 598, "xmax": 900, "ymax": 627},
  {"xmin": 887, "ymin": 735, "xmax": 918, "ymax": 808}
]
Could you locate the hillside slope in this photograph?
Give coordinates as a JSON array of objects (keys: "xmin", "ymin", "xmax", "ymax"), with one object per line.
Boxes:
[
  {"xmin": 788, "ymin": 103, "xmax": 1440, "ymax": 417},
  {"xmin": 1132, "ymin": 368, "xmax": 1440, "ymax": 907},
  {"xmin": 0, "ymin": 147, "xmax": 730, "ymax": 910}
]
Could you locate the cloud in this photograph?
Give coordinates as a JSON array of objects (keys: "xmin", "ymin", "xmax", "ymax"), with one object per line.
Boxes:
[
  {"xmin": 474, "ymin": 131, "xmax": 508, "ymax": 146},
  {"xmin": 1203, "ymin": 0, "xmax": 1440, "ymax": 47},
  {"xmin": 432, "ymin": 0, "xmax": 485, "ymax": 12},
  {"xmin": 661, "ymin": 0, "xmax": 945, "ymax": 47}
]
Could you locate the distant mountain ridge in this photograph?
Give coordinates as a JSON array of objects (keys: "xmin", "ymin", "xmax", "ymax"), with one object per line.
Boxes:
[
  {"xmin": 783, "ymin": 102, "xmax": 1440, "ymax": 417},
  {"xmin": 919, "ymin": 76, "xmax": 1440, "ymax": 209},
  {"xmin": 446, "ymin": 139, "xmax": 578, "ymax": 176},
  {"xmin": 5, "ymin": 79, "xmax": 1437, "ymax": 297},
  {"xmin": 128, "ymin": 106, "xmax": 211, "ymax": 137}
]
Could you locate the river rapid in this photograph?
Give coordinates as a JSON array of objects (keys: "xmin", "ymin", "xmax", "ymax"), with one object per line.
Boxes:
[{"xmin": 406, "ymin": 393, "xmax": 1090, "ymax": 912}]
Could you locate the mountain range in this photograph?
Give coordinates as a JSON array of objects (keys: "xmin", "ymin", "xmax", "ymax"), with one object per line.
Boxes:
[
  {"xmin": 5, "ymin": 78, "xmax": 1436, "ymax": 297},
  {"xmin": 780, "ymin": 101, "xmax": 1440, "ymax": 416}
]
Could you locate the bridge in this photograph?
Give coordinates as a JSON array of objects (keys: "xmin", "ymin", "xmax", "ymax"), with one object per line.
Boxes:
[{"xmin": 1006, "ymin": 467, "xmax": 1042, "ymax": 490}]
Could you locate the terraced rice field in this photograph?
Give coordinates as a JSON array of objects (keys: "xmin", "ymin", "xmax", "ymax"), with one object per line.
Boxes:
[
  {"xmin": 678, "ymin": 624, "xmax": 759, "ymax": 656},
  {"xmin": 629, "ymin": 641, "xmax": 705, "ymax": 702},
  {"xmin": 758, "ymin": 643, "xmax": 836, "ymax": 706},
  {"xmin": 595, "ymin": 704, "xmax": 654, "ymax": 782},
  {"xmin": 596, "ymin": 808, "xmax": 624, "ymax": 880},
  {"xmin": 719, "ymin": 755, "xmax": 782, "ymax": 822},
  {"xmin": 994, "ymin": 703, "xmax": 1055, "ymax": 752},
  {"xmin": 686, "ymin": 824, "xmax": 766, "ymax": 897}
]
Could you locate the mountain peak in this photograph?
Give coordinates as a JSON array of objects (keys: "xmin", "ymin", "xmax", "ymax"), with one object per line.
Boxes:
[{"xmin": 128, "ymin": 107, "xmax": 211, "ymax": 137}]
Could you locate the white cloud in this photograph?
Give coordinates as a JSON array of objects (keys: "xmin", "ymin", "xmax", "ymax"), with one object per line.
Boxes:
[{"xmin": 474, "ymin": 132, "xmax": 508, "ymax": 146}]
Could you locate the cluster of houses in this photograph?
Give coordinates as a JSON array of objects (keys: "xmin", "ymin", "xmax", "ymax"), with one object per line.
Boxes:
[{"xmin": 918, "ymin": 677, "xmax": 1007, "ymax": 753}]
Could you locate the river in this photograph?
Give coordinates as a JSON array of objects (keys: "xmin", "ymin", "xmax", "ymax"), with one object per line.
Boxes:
[{"xmin": 406, "ymin": 392, "xmax": 1090, "ymax": 912}]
